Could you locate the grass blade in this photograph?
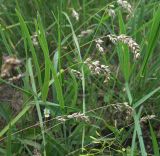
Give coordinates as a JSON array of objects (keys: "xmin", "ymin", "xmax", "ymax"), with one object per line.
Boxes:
[
  {"xmin": 16, "ymin": 9, "xmax": 42, "ymax": 89},
  {"xmin": 27, "ymin": 58, "xmax": 46, "ymax": 156},
  {"xmin": 133, "ymin": 86, "xmax": 160, "ymax": 109},
  {"xmin": 35, "ymin": 13, "xmax": 50, "ymax": 102},
  {"xmin": 149, "ymin": 121, "xmax": 160, "ymax": 156},
  {"xmin": 63, "ymin": 12, "xmax": 86, "ymax": 152},
  {"xmin": 139, "ymin": 6, "xmax": 160, "ymax": 78}
]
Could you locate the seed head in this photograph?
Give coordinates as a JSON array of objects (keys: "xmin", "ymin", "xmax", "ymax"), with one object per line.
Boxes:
[
  {"xmin": 107, "ymin": 34, "xmax": 140, "ymax": 60},
  {"xmin": 67, "ymin": 112, "xmax": 89, "ymax": 122},
  {"xmin": 70, "ymin": 69, "xmax": 82, "ymax": 79},
  {"xmin": 84, "ymin": 58, "xmax": 110, "ymax": 83},
  {"xmin": 44, "ymin": 108, "xmax": 50, "ymax": 118},
  {"xmin": 95, "ymin": 38, "xmax": 105, "ymax": 54},
  {"xmin": 108, "ymin": 9, "xmax": 116, "ymax": 18},
  {"xmin": 1, "ymin": 56, "xmax": 22, "ymax": 79},
  {"xmin": 141, "ymin": 115, "xmax": 156, "ymax": 123},
  {"xmin": 72, "ymin": 9, "xmax": 79, "ymax": 21},
  {"xmin": 8, "ymin": 73, "xmax": 24, "ymax": 82},
  {"xmin": 117, "ymin": 0, "xmax": 132, "ymax": 14},
  {"xmin": 55, "ymin": 112, "xmax": 89, "ymax": 122},
  {"xmin": 78, "ymin": 29, "xmax": 93, "ymax": 37}
]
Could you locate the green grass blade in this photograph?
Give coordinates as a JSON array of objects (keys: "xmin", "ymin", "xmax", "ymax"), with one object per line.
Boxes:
[
  {"xmin": 125, "ymin": 82, "xmax": 133, "ymax": 105},
  {"xmin": 125, "ymin": 82, "xmax": 146, "ymax": 155},
  {"xmin": 133, "ymin": 86, "xmax": 160, "ymax": 109},
  {"xmin": 63, "ymin": 12, "xmax": 86, "ymax": 152},
  {"xmin": 139, "ymin": 6, "xmax": 160, "ymax": 78},
  {"xmin": 27, "ymin": 58, "xmax": 46, "ymax": 156},
  {"xmin": 6, "ymin": 123, "xmax": 12, "ymax": 156},
  {"xmin": 149, "ymin": 121, "xmax": 160, "ymax": 156},
  {"xmin": 117, "ymin": 10, "xmax": 130, "ymax": 82},
  {"xmin": 35, "ymin": 14, "xmax": 50, "ymax": 102},
  {"xmin": 0, "ymin": 25, "xmax": 12, "ymax": 55},
  {"xmin": 133, "ymin": 110, "xmax": 147, "ymax": 156},
  {"xmin": 49, "ymin": 63, "xmax": 64, "ymax": 110},
  {"xmin": 0, "ymin": 104, "xmax": 31, "ymax": 137},
  {"xmin": 16, "ymin": 9, "xmax": 42, "ymax": 89}
]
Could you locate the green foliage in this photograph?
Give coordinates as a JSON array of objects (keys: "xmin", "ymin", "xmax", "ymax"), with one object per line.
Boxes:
[{"xmin": 0, "ymin": 0, "xmax": 160, "ymax": 155}]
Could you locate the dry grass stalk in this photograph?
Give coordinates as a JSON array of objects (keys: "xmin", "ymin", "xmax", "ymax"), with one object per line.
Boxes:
[
  {"xmin": 55, "ymin": 112, "xmax": 89, "ymax": 122},
  {"xmin": 107, "ymin": 34, "xmax": 140, "ymax": 59},
  {"xmin": 67, "ymin": 112, "xmax": 89, "ymax": 122}
]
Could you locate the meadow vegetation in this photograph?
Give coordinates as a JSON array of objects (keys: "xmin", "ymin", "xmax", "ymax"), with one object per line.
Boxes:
[{"xmin": 0, "ymin": 0, "xmax": 160, "ymax": 155}]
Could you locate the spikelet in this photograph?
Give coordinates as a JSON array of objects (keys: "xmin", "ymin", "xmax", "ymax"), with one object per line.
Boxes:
[
  {"xmin": 108, "ymin": 9, "xmax": 116, "ymax": 18},
  {"xmin": 33, "ymin": 149, "xmax": 41, "ymax": 156},
  {"xmin": 67, "ymin": 112, "xmax": 89, "ymax": 122},
  {"xmin": 70, "ymin": 69, "xmax": 82, "ymax": 79},
  {"xmin": 106, "ymin": 4, "xmax": 116, "ymax": 18},
  {"xmin": 1, "ymin": 56, "xmax": 22, "ymax": 79},
  {"xmin": 117, "ymin": 0, "xmax": 132, "ymax": 14},
  {"xmin": 84, "ymin": 58, "xmax": 110, "ymax": 83},
  {"xmin": 95, "ymin": 38, "xmax": 105, "ymax": 54},
  {"xmin": 72, "ymin": 9, "xmax": 79, "ymax": 21},
  {"xmin": 141, "ymin": 115, "xmax": 156, "ymax": 123},
  {"xmin": 44, "ymin": 108, "xmax": 50, "ymax": 118},
  {"xmin": 78, "ymin": 29, "xmax": 93, "ymax": 38},
  {"xmin": 55, "ymin": 112, "xmax": 89, "ymax": 122},
  {"xmin": 8, "ymin": 73, "xmax": 24, "ymax": 82},
  {"xmin": 32, "ymin": 33, "xmax": 38, "ymax": 46},
  {"xmin": 56, "ymin": 116, "xmax": 67, "ymax": 122},
  {"xmin": 107, "ymin": 34, "xmax": 140, "ymax": 59}
]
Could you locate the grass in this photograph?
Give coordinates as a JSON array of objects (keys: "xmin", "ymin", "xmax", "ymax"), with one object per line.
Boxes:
[{"xmin": 0, "ymin": 0, "xmax": 160, "ymax": 155}]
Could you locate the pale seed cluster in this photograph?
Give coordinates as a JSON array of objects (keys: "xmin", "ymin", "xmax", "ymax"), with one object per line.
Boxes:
[
  {"xmin": 33, "ymin": 149, "xmax": 41, "ymax": 156},
  {"xmin": 107, "ymin": 34, "xmax": 140, "ymax": 59},
  {"xmin": 108, "ymin": 9, "xmax": 116, "ymax": 18},
  {"xmin": 0, "ymin": 56, "xmax": 23, "ymax": 81},
  {"xmin": 78, "ymin": 29, "xmax": 93, "ymax": 38},
  {"xmin": 106, "ymin": 102, "xmax": 134, "ymax": 127},
  {"xmin": 44, "ymin": 108, "xmax": 50, "ymax": 118},
  {"xmin": 107, "ymin": 5, "xmax": 116, "ymax": 18},
  {"xmin": 117, "ymin": 0, "xmax": 132, "ymax": 14},
  {"xmin": 95, "ymin": 38, "xmax": 105, "ymax": 54},
  {"xmin": 110, "ymin": 102, "xmax": 133, "ymax": 115},
  {"xmin": 56, "ymin": 112, "xmax": 89, "ymax": 122},
  {"xmin": 84, "ymin": 58, "xmax": 110, "ymax": 83},
  {"xmin": 140, "ymin": 115, "xmax": 156, "ymax": 123},
  {"xmin": 70, "ymin": 69, "xmax": 82, "ymax": 79},
  {"xmin": 122, "ymin": 102, "xmax": 133, "ymax": 121},
  {"xmin": 32, "ymin": 33, "xmax": 38, "ymax": 46},
  {"xmin": 8, "ymin": 74, "xmax": 24, "ymax": 82},
  {"xmin": 72, "ymin": 9, "xmax": 79, "ymax": 21}
]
